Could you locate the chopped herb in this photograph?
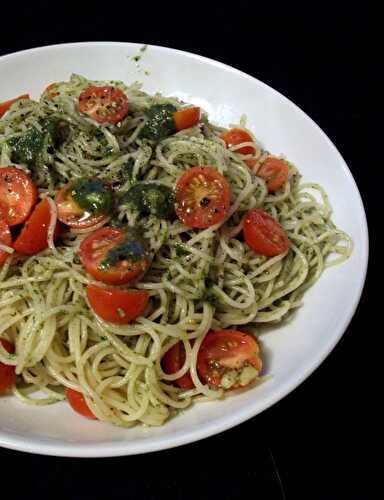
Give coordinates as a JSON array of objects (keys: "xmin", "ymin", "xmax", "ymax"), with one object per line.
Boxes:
[{"xmin": 174, "ymin": 243, "xmax": 190, "ymax": 256}]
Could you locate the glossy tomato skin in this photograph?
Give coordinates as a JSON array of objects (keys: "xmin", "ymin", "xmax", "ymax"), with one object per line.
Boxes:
[
  {"xmin": 0, "ymin": 167, "xmax": 37, "ymax": 226},
  {"xmin": 0, "ymin": 219, "xmax": 12, "ymax": 266},
  {"xmin": 55, "ymin": 182, "xmax": 110, "ymax": 229},
  {"xmin": 197, "ymin": 330, "xmax": 262, "ymax": 390},
  {"xmin": 175, "ymin": 166, "xmax": 231, "ymax": 228},
  {"xmin": 257, "ymin": 158, "xmax": 289, "ymax": 193},
  {"xmin": 243, "ymin": 209, "xmax": 290, "ymax": 257},
  {"xmin": 162, "ymin": 341, "xmax": 195, "ymax": 389},
  {"xmin": 0, "ymin": 95, "xmax": 29, "ymax": 118},
  {"xmin": 86, "ymin": 285, "xmax": 149, "ymax": 324},
  {"xmin": 221, "ymin": 128, "xmax": 255, "ymax": 155},
  {"xmin": 173, "ymin": 107, "xmax": 200, "ymax": 131},
  {"xmin": 13, "ymin": 198, "xmax": 61, "ymax": 256},
  {"xmin": 0, "ymin": 339, "xmax": 16, "ymax": 394},
  {"xmin": 79, "ymin": 86, "xmax": 128, "ymax": 124},
  {"xmin": 79, "ymin": 227, "xmax": 150, "ymax": 285},
  {"xmin": 65, "ymin": 388, "xmax": 97, "ymax": 420}
]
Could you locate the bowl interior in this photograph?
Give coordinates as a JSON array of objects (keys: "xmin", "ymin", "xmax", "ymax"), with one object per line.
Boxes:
[{"xmin": 0, "ymin": 42, "xmax": 368, "ymax": 456}]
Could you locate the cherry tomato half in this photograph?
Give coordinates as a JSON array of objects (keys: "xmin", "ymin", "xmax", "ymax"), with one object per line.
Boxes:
[
  {"xmin": 257, "ymin": 157, "xmax": 289, "ymax": 193},
  {"xmin": 175, "ymin": 166, "xmax": 231, "ymax": 228},
  {"xmin": 79, "ymin": 227, "xmax": 150, "ymax": 285},
  {"xmin": 65, "ymin": 388, "xmax": 97, "ymax": 420},
  {"xmin": 0, "ymin": 219, "xmax": 12, "ymax": 266},
  {"xmin": 13, "ymin": 198, "xmax": 61, "ymax": 256},
  {"xmin": 0, "ymin": 167, "xmax": 37, "ymax": 226},
  {"xmin": 55, "ymin": 182, "xmax": 110, "ymax": 229},
  {"xmin": 221, "ymin": 128, "xmax": 258, "ymax": 168},
  {"xmin": 197, "ymin": 330, "xmax": 262, "ymax": 390},
  {"xmin": 86, "ymin": 285, "xmax": 149, "ymax": 324},
  {"xmin": 162, "ymin": 341, "xmax": 195, "ymax": 390},
  {"xmin": 43, "ymin": 83, "xmax": 60, "ymax": 98},
  {"xmin": 0, "ymin": 94, "xmax": 30, "ymax": 118},
  {"xmin": 0, "ymin": 339, "xmax": 16, "ymax": 395},
  {"xmin": 243, "ymin": 209, "xmax": 290, "ymax": 257},
  {"xmin": 173, "ymin": 107, "xmax": 200, "ymax": 131},
  {"xmin": 79, "ymin": 86, "xmax": 129, "ymax": 124}
]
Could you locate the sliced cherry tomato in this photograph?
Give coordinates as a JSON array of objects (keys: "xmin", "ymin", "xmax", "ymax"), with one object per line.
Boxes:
[
  {"xmin": 197, "ymin": 330, "xmax": 262, "ymax": 390},
  {"xmin": 243, "ymin": 208, "xmax": 290, "ymax": 257},
  {"xmin": 0, "ymin": 339, "xmax": 16, "ymax": 395},
  {"xmin": 0, "ymin": 94, "xmax": 30, "ymax": 118},
  {"xmin": 55, "ymin": 182, "xmax": 110, "ymax": 229},
  {"xmin": 221, "ymin": 128, "xmax": 258, "ymax": 168},
  {"xmin": 65, "ymin": 388, "xmax": 97, "ymax": 420},
  {"xmin": 86, "ymin": 285, "xmax": 149, "ymax": 324},
  {"xmin": 13, "ymin": 198, "xmax": 60, "ymax": 256},
  {"xmin": 162, "ymin": 341, "xmax": 195, "ymax": 390},
  {"xmin": 0, "ymin": 167, "xmax": 37, "ymax": 226},
  {"xmin": 173, "ymin": 107, "xmax": 200, "ymax": 131},
  {"xmin": 175, "ymin": 166, "xmax": 231, "ymax": 228},
  {"xmin": 79, "ymin": 86, "xmax": 129, "ymax": 124},
  {"xmin": 43, "ymin": 83, "xmax": 60, "ymax": 98},
  {"xmin": 257, "ymin": 157, "xmax": 289, "ymax": 193},
  {"xmin": 79, "ymin": 227, "xmax": 150, "ymax": 285},
  {"xmin": 0, "ymin": 219, "xmax": 12, "ymax": 266}
]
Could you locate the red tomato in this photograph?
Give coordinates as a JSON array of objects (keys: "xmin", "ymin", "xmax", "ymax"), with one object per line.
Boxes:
[
  {"xmin": 243, "ymin": 209, "xmax": 290, "ymax": 257},
  {"xmin": 79, "ymin": 86, "xmax": 129, "ymax": 124},
  {"xmin": 43, "ymin": 83, "xmax": 60, "ymax": 98},
  {"xmin": 221, "ymin": 128, "xmax": 256, "ymax": 156},
  {"xmin": 173, "ymin": 107, "xmax": 200, "ymax": 131},
  {"xmin": 13, "ymin": 198, "xmax": 60, "ymax": 256},
  {"xmin": 162, "ymin": 341, "xmax": 195, "ymax": 390},
  {"xmin": 65, "ymin": 388, "xmax": 97, "ymax": 420},
  {"xmin": 0, "ymin": 167, "xmax": 37, "ymax": 226},
  {"xmin": 79, "ymin": 227, "xmax": 150, "ymax": 285},
  {"xmin": 0, "ymin": 219, "xmax": 12, "ymax": 266},
  {"xmin": 86, "ymin": 285, "xmax": 149, "ymax": 324},
  {"xmin": 257, "ymin": 158, "xmax": 289, "ymax": 193},
  {"xmin": 175, "ymin": 167, "xmax": 231, "ymax": 228},
  {"xmin": 0, "ymin": 94, "xmax": 30, "ymax": 118},
  {"xmin": 0, "ymin": 339, "xmax": 16, "ymax": 395},
  {"xmin": 197, "ymin": 330, "xmax": 262, "ymax": 390},
  {"xmin": 55, "ymin": 183, "xmax": 110, "ymax": 229}
]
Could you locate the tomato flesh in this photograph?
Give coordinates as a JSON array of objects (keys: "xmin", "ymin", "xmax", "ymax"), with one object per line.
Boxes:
[
  {"xmin": 86, "ymin": 285, "xmax": 149, "ymax": 324},
  {"xmin": 0, "ymin": 339, "xmax": 16, "ymax": 395},
  {"xmin": 173, "ymin": 107, "xmax": 200, "ymax": 131},
  {"xmin": 162, "ymin": 341, "xmax": 195, "ymax": 389},
  {"xmin": 197, "ymin": 330, "xmax": 262, "ymax": 390},
  {"xmin": 79, "ymin": 227, "xmax": 150, "ymax": 285},
  {"xmin": 79, "ymin": 86, "xmax": 128, "ymax": 124},
  {"xmin": 0, "ymin": 94, "xmax": 30, "ymax": 118},
  {"xmin": 243, "ymin": 209, "xmax": 290, "ymax": 257},
  {"xmin": 13, "ymin": 198, "xmax": 60, "ymax": 256},
  {"xmin": 0, "ymin": 167, "xmax": 37, "ymax": 226},
  {"xmin": 0, "ymin": 219, "xmax": 12, "ymax": 266},
  {"xmin": 221, "ymin": 128, "xmax": 256, "ymax": 156},
  {"xmin": 175, "ymin": 166, "xmax": 231, "ymax": 228},
  {"xmin": 257, "ymin": 158, "xmax": 289, "ymax": 193},
  {"xmin": 65, "ymin": 388, "xmax": 97, "ymax": 419}
]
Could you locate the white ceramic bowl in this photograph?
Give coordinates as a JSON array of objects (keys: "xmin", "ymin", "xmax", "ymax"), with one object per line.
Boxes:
[{"xmin": 0, "ymin": 42, "xmax": 368, "ymax": 457}]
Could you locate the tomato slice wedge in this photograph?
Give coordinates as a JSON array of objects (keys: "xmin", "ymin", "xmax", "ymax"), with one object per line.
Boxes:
[
  {"xmin": 65, "ymin": 388, "xmax": 97, "ymax": 420},
  {"xmin": 197, "ymin": 330, "xmax": 262, "ymax": 390},
  {"xmin": 173, "ymin": 107, "xmax": 200, "ymax": 131},
  {"xmin": 0, "ymin": 94, "xmax": 30, "ymax": 118},
  {"xmin": 13, "ymin": 198, "xmax": 60, "ymax": 256},
  {"xmin": 243, "ymin": 209, "xmax": 290, "ymax": 257},
  {"xmin": 162, "ymin": 341, "xmax": 195, "ymax": 389},
  {"xmin": 43, "ymin": 82, "xmax": 60, "ymax": 98},
  {"xmin": 257, "ymin": 158, "xmax": 289, "ymax": 193},
  {"xmin": 221, "ymin": 128, "xmax": 258, "ymax": 168},
  {"xmin": 55, "ymin": 182, "xmax": 110, "ymax": 229},
  {"xmin": 0, "ymin": 167, "xmax": 37, "ymax": 226},
  {"xmin": 86, "ymin": 285, "xmax": 149, "ymax": 324},
  {"xmin": 0, "ymin": 339, "xmax": 16, "ymax": 395},
  {"xmin": 0, "ymin": 219, "xmax": 12, "ymax": 266},
  {"xmin": 79, "ymin": 86, "xmax": 129, "ymax": 124},
  {"xmin": 79, "ymin": 227, "xmax": 150, "ymax": 285},
  {"xmin": 175, "ymin": 166, "xmax": 231, "ymax": 228}
]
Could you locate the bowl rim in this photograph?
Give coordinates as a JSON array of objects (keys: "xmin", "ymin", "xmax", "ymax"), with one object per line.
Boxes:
[{"xmin": 0, "ymin": 41, "xmax": 369, "ymax": 457}]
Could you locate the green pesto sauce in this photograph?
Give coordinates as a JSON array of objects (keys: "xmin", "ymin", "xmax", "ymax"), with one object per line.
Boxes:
[
  {"xmin": 71, "ymin": 178, "xmax": 113, "ymax": 215},
  {"xmin": 123, "ymin": 182, "xmax": 175, "ymax": 219},
  {"xmin": 99, "ymin": 239, "xmax": 147, "ymax": 271},
  {"xmin": 140, "ymin": 104, "xmax": 177, "ymax": 141}
]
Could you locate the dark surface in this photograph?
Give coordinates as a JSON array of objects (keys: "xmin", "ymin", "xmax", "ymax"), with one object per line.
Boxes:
[{"xmin": 0, "ymin": 1, "xmax": 376, "ymax": 499}]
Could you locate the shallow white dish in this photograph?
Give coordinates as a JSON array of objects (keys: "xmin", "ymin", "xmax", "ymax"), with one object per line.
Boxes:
[{"xmin": 0, "ymin": 42, "xmax": 368, "ymax": 457}]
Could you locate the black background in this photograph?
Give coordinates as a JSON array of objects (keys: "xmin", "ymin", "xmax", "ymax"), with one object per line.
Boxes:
[{"xmin": 0, "ymin": 1, "xmax": 377, "ymax": 499}]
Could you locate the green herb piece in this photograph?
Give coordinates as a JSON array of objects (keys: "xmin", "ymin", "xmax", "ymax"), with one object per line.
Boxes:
[
  {"xmin": 140, "ymin": 104, "xmax": 177, "ymax": 141},
  {"xmin": 123, "ymin": 182, "xmax": 175, "ymax": 219}
]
